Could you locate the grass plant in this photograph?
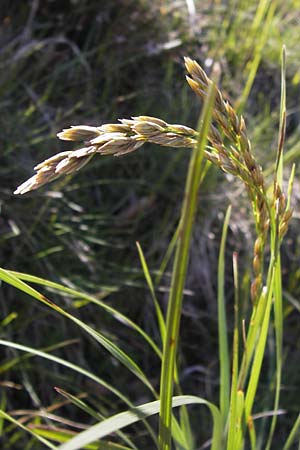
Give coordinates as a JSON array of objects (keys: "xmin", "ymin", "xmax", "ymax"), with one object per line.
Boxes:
[{"xmin": 1, "ymin": 47, "xmax": 299, "ymax": 449}]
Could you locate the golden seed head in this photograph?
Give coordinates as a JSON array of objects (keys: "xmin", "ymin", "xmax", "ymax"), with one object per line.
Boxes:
[{"xmin": 57, "ymin": 126, "xmax": 101, "ymax": 141}]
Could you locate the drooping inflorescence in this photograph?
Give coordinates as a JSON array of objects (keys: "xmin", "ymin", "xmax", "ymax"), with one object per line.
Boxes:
[
  {"xmin": 14, "ymin": 58, "xmax": 293, "ymax": 302},
  {"xmin": 14, "ymin": 117, "xmax": 198, "ymax": 195}
]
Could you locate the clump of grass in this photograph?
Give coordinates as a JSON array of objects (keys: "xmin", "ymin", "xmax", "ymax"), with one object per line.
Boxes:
[{"xmin": 1, "ymin": 53, "xmax": 298, "ymax": 450}]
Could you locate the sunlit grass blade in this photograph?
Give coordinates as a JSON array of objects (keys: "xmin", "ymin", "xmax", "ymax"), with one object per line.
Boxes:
[
  {"xmin": 0, "ymin": 268, "xmax": 156, "ymax": 396},
  {"xmin": 7, "ymin": 269, "xmax": 162, "ymax": 359},
  {"xmin": 57, "ymin": 395, "xmax": 222, "ymax": 450},
  {"xmin": 0, "ymin": 409, "xmax": 56, "ymax": 449},
  {"xmin": 218, "ymin": 205, "xmax": 231, "ymax": 426},
  {"xmin": 159, "ymin": 71, "xmax": 217, "ymax": 450}
]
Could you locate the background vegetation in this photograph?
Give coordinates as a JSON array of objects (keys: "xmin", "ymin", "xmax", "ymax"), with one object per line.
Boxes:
[{"xmin": 1, "ymin": 0, "xmax": 300, "ymax": 448}]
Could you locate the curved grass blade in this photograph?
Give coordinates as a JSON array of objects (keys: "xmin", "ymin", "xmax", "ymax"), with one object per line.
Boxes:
[
  {"xmin": 7, "ymin": 269, "xmax": 162, "ymax": 359},
  {"xmin": 0, "ymin": 339, "xmax": 157, "ymax": 446},
  {"xmin": 0, "ymin": 268, "xmax": 156, "ymax": 396},
  {"xmin": 0, "ymin": 339, "xmax": 134, "ymax": 408},
  {"xmin": 57, "ymin": 396, "xmax": 222, "ymax": 450}
]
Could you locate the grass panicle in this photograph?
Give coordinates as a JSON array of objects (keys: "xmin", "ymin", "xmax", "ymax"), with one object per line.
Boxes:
[
  {"xmin": 7, "ymin": 55, "xmax": 295, "ymax": 449},
  {"xmin": 15, "ymin": 58, "xmax": 293, "ymax": 312}
]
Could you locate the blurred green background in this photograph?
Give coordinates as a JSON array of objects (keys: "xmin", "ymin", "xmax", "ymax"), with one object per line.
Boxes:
[{"xmin": 1, "ymin": 1, "xmax": 300, "ymax": 448}]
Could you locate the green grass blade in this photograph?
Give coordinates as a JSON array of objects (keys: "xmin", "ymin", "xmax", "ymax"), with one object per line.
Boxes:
[
  {"xmin": 237, "ymin": 0, "xmax": 277, "ymax": 112},
  {"xmin": 7, "ymin": 269, "xmax": 162, "ymax": 359},
  {"xmin": 136, "ymin": 242, "xmax": 193, "ymax": 448},
  {"xmin": 0, "ymin": 339, "xmax": 133, "ymax": 406},
  {"xmin": 274, "ymin": 45, "xmax": 286, "ymax": 185},
  {"xmin": 0, "ymin": 339, "xmax": 157, "ymax": 446},
  {"xmin": 0, "ymin": 312, "xmax": 18, "ymax": 328},
  {"xmin": 265, "ymin": 255, "xmax": 282, "ymax": 450},
  {"xmin": 57, "ymin": 395, "xmax": 222, "ymax": 450},
  {"xmin": 55, "ymin": 388, "xmax": 105, "ymax": 420},
  {"xmin": 55, "ymin": 388, "xmax": 138, "ymax": 450},
  {"xmin": 154, "ymin": 224, "xmax": 179, "ymax": 287},
  {"xmin": 238, "ymin": 286, "xmax": 268, "ymax": 389},
  {"xmin": 32, "ymin": 426, "xmax": 132, "ymax": 449},
  {"xmin": 0, "ymin": 339, "xmax": 79, "ymax": 374},
  {"xmin": 0, "ymin": 392, "xmax": 6, "ymax": 436},
  {"xmin": 248, "ymin": 415, "xmax": 257, "ymax": 450},
  {"xmin": 0, "ymin": 268, "xmax": 156, "ymax": 396},
  {"xmin": 178, "ymin": 406, "xmax": 194, "ymax": 450},
  {"xmin": 282, "ymin": 414, "xmax": 300, "ymax": 450},
  {"xmin": 218, "ymin": 205, "xmax": 231, "ymax": 426},
  {"xmin": 0, "ymin": 409, "xmax": 56, "ymax": 449},
  {"xmin": 233, "ymin": 390, "xmax": 245, "ymax": 450},
  {"xmin": 158, "ymin": 73, "xmax": 217, "ymax": 450},
  {"xmin": 136, "ymin": 242, "xmax": 195, "ymax": 448},
  {"xmin": 244, "ymin": 280, "xmax": 274, "ymax": 420},
  {"xmin": 27, "ymin": 428, "xmax": 98, "ymax": 449},
  {"xmin": 226, "ymin": 252, "xmax": 240, "ymax": 450},
  {"xmin": 265, "ymin": 46, "xmax": 287, "ymax": 450},
  {"xmin": 136, "ymin": 241, "xmax": 166, "ymax": 343}
]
